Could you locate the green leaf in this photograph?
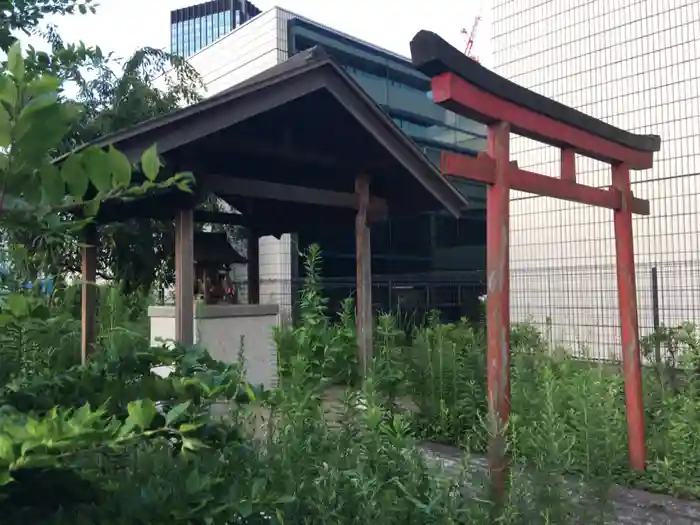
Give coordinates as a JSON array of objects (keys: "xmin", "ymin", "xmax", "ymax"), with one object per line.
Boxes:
[
  {"xmin": 22, "ymin": 174, "xmax": 41, "ymax": 205},
  {"xmin": 83, "ymin": 198, "xmax": 100, "ymax": 217},
  {"xmin": 108, "ymin": 146, "xmax": 132, "ymax": 188},
  {"xmin": 61, "ymin": 153, "xmax": 89, "ymax": 200},
  {"xmin": 251, "ymin": 477, "xmax": 265, "ymax": 500},
  {"xmin": 20, "ymin": 93, "xmax": 58, "ymax": 118},
  {"xmin": 40, "ymin": 164, "xmax": 66, "ymax": 205},
  {"xmin": 236, "ymin": 500, "xmax": 253, "ymax": 518},
  {"xmin": 84, "ymin": 148, "xmax": 112, "ymax": 193},
  {"xmin": 126, "ymin": 399, "xmax": 157, "ymax": 430},
  {"xmin": 29, "ymin": 303, "xmax": 50, "ymax": 320},
  {"xmin": 7, "ymin": 42, "xmax": 24, "ymax": 81},
  {"xmin": 0, "ymin": 471, "xmax": 13, "ymax": 486},
  {"xmin": 26, "ymin": 74, "xmax": 61, "ymax": 98},
  {"xmin": 6, "ymin": 294, "xmax": 28, "ymax": 317},
  {"xmin": 181, "ymin": 437, "xmax": 208, "ymax": 452},
  {"xmin": 176, "ymin": 180, "xmax": 193, "ymax": 193},
  {"xmin": 0, "ymin": 435, "xmax": 15, "ymax": 463},
  {"xmin": 0, "ymin": 76, "xmax": 18, "ymax": 106},
  {"xmin": 13, "ymin": 105, "xmax": 70, "ymax": 163},
  {"xmin": 0, "ymin": 105, "xmax": 10, "ymax": 148},
  {"xmin": 178, "ymin": 423, "xmax": 202, "ymax": 433},
  {"xmin": 244, "ymin": 383, "xmax": 256, "ymax": 402},
  {"xmin": 165, "ymin": 400, "xmax": 191, "ymax": 426},
  {"xmin": 140, "ymin": 144, "xmax": 161, "ymax": 181}
]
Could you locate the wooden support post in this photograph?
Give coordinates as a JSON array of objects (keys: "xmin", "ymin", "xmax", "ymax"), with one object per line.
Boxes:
[
  {"xmin": 247, "ymin": 228, "xmax": 260, "ymax": 304},
  {"xmin": 81, "ymin": 223, "xmax": 98, "ymax": 364},
  {"xmin": 612, "ymin": 162, "xmax": 646, "ymax": 470},
  {"xmin": 486, "ymin": 121, "xmax": 511, "ymax": 503},
  {"xmin": 355, "ymin": 173, "xmax": 373, "ymax": 378},
  {"xmin": 175, "ymin": 208, "xmax": 195, "ymax": 345}
]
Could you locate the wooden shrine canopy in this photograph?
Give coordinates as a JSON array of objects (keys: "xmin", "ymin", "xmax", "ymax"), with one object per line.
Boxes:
[
  {"xmin": 409, "ymin": 30, "xmax": 661, "ymax": 492},
  {"xmin": 74, "ymin": 45, "xmax": 470, "ymax": 375},
  {"xmin": 85, "ymin": 46, "xmax": 468, "ymax": 227}
]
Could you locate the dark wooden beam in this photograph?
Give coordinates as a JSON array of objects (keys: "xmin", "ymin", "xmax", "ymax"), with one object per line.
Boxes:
[
  {"xmin": 81, "ymin": 223, "xmax": 98, "ymax": 364},
  {"xmin": 94, "ymin": 190, "xmax": 198, "ymax": 223},
  {"xmin": 205, "ymin": 174, "xmax": 388, "ymax": 217},
  {"xmin": 228, "ymin": 137, "xmax": 341, "ymax": 167},
  {"xmin": 175, "ymin": 209, "xmax": 195, "ymax": 345},
  {"xmin": 355, "ymin": 173, "xmax": 373, "ymax": 378},
  {"xmin": 193, "ymin": 210, "xmax": 248, "ymax": 225}
]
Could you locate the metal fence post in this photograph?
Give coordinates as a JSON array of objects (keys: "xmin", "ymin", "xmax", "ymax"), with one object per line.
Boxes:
[{"xmin": 651, "ymin": 265, "xmax": 661, "ymax": 364}]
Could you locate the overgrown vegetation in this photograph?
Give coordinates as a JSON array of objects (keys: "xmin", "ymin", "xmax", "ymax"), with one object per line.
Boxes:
[
  {"xmin": 2, "ymin": 0, "xmax": 204, "ymax": 291},
  {"xmin": 2, "ymin": 1, "xmax": 700, "ymax": 522},
  {"xmin": 1, "ymin": 278, "xmax": 616, "ymax": 524},
  {"xmin": 277, "ymin": 244, "xmax": 700, "ymax": 502}
]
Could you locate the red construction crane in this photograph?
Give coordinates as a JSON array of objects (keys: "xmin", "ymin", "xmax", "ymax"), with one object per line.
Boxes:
[{"xmin": 461, "ymin": 15, "xmax": 482, "ymax": 62}]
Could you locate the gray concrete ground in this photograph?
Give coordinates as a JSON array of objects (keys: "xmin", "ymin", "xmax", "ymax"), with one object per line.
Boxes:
[{"xmin": 419, "ymin": 441, "xmax": 700, "ymax": 524}]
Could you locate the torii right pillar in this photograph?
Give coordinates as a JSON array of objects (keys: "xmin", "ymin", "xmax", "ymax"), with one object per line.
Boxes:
[{"xmin": 409, "ymin": 30, "xmax": 661, "ymax": 501}]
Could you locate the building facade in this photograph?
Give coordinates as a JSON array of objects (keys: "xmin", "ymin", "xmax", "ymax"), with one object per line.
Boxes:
[
  {"xmin": 170, "ymin": 0, "xmax": 261, "ymax": 57},
  {"xmin": 172, "ymin": 7, "xmax": 489, "ymax": 320},
  {"xmin": 491, "ymin": 0, "xmax": 700, "ymax": 358}
]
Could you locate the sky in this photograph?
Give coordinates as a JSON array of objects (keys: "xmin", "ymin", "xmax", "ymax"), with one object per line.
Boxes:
[{"xmin": 24, "ymin": 0, "xmax": 493, "ymax": 67}]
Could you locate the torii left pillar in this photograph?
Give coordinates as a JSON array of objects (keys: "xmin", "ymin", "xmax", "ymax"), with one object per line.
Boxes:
[{"xmin": 485, "ymin": 122, "xmax": 512, "ymax": 498}]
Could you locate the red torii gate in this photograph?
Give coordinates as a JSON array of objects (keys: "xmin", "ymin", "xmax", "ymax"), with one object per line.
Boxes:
[{"xmin": 410, "ymin": 31, "xmax": 661, "ymax": 495}]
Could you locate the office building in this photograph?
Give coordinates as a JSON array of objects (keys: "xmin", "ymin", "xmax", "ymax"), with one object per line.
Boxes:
[
  {"xmin": 170, "ymin": 0, "xmax": 261, "ymax": 57},
  {"xmin": 170, "ymin": 7, "xmax": 489, "ymax": 319},
  {"xmin": 491, "ymin": 0, "xmax": 700, "ymax": 358}
]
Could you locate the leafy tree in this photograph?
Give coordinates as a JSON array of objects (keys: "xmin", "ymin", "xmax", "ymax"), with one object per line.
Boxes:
[
  {"xmin": 2, "ymin": 1, "xmax": 205, "ymax": 291},
  {"xmin": 66, "ymin": 41, "xmax": 204, "ymax": 292},
  {"xmin": 0, "ymin": 0, "xmax": 96, "ymax": 51},
  {"xmin": 0, "ymin": 40, "xmax": 193, "ymax": 239},
  {"xmin": 54, "ymin": 39, "xmax": 205, "ymax": 292}
]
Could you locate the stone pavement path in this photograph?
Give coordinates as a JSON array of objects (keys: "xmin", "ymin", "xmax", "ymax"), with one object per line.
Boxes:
[{"xmin": 419, "ymin": 442, "xmax": 700, "ymax": 524}]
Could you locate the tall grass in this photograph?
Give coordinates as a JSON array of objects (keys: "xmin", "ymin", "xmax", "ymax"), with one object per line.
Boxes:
[{"xmin": 277, "ymin": 245, "xmax": 700, "ymax": 501}]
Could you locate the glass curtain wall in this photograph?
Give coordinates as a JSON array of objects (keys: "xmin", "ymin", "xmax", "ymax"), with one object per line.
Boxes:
[
  {"xmin": 288, "ymin": 18, "xmax": 488, "ymax": 320},
  {"xmin": 170, "ymin": 0, "xmax": 260, "ymax": 57}
]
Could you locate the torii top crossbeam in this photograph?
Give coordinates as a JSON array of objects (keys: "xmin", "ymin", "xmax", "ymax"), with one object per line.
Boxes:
[
  {"xmin": 410, "ymin": 30, "xmax": 660, "ymax": 212},
  {"xmin": 409, "ymin": 30, "xmax": 661, "ymax": 497}
]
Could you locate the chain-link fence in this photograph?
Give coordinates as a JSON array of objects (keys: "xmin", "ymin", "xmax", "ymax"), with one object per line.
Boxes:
[
  {"xmin": 510, "ymin": 260, "xmax": 700, "ymax": 361},
  {"xmin": 233, "ymin": 273, "xmax": 488, "ymax": 326},
  {"xmin": 188, "ymin": 260, "xmax": 700, "ymax": 363}
]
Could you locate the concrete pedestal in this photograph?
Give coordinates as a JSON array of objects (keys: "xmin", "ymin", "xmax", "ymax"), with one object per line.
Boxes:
[{"xmin": 148, "ymin": 303, "xmax": 279, "ymax": 388}]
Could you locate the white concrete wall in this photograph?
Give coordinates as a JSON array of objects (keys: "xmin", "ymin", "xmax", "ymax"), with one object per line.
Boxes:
[
  {"xmin": 491, "ymin": 0, "xmax": 700, "ymax": 359},
  {"xmin": 149, "ymin": 304, "xmax": 280, "ymax": 388},
  {"xmin": 184, "ymin": 9, "xmax": 283, "ymax": 96}
]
